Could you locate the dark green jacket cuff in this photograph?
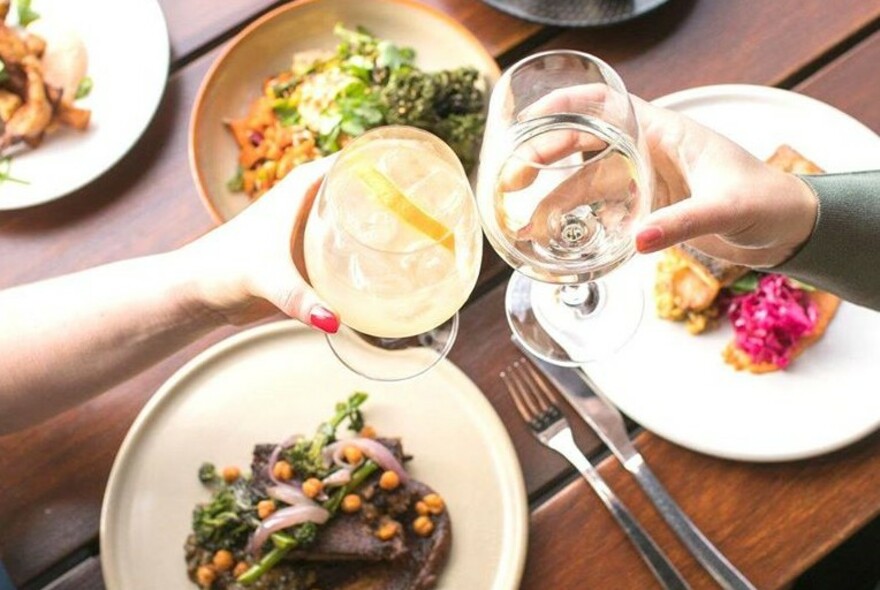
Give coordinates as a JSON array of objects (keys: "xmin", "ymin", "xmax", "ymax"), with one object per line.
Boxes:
[{"xmin": 774, "ymin": 170, "xmax": 880, "ymax": 310}]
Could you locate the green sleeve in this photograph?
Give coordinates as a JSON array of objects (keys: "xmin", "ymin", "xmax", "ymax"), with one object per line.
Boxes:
[{"xmin": 773, "ymin": 170, "xmax": 880, "ymax": 310}]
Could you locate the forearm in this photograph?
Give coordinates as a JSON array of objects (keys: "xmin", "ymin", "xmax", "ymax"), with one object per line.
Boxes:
[
  {"xmin": 0, "ymin": 251, "xmax": 226, "ymax": 435},
  {"xmin": 775, "ymin": 171, "xmax": 880, "ymax": 310}
]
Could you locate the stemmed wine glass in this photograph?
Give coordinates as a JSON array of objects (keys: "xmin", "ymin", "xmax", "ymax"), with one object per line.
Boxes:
[
  {"xmin": 476, "ymin": 50, "xmax": 652, "ymax": 365},
  {"xmin": 304, "ymin": 126, "xmax": 483, "ymax": 380}
]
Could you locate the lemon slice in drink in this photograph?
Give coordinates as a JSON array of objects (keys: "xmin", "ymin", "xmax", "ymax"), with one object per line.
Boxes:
[{"xmin": 355, "ymin": 166, "xmax": 455, "ymax": 253}]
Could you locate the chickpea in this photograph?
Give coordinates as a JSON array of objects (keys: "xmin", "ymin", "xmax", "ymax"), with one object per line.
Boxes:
[
  {"xmin": 272, "ymin": 460, "xmax": 294, "ymax": 481},
  {"xmin": 413, "ymin": 515, "xmax": 435, "ymax": 537},
  {"xmin": 233, "ymin": 561, "xmax": 250, "ymax": 578},
  {"xmin": 302, "ymin": 477, "xmax": 324, "ymax": 499},
  {"xmin": 257, "ymin": 499, "xmax": 276, "ymax": 519},
  {"xmin": 343, "ymin": 445, "xmax": 364, "ymax": 465},
  {"xmin": 341, "ymin": 494, "xmax": 362, "ymax": 514},
  {"xmin": 196, "ymin": 564, "xmax": 216, "ymax": 587},
  {"xmin": 375, "ymin": 519, "xmax": 401, "ymax": 541},
  {"xmin": 379, "ymin": 470, "xmax": 400, "ymax": 491},
  {"xmin": 414, "ymin": 501, "xmax": 430, "ymax": 516},
  {"xmin": 212, "ymin": 549, "xmax": 234, "ymax": 572},
  {"xmin": 423, "ymin": 493, "xmax": 445, "ymax": 515},
  {"xmin": 221, "ymin": 466, "xmax": 241, "ymax": 484},
  {"xmin": 359, "ymin": 425, "xmax": 377, "ymax": 438}
]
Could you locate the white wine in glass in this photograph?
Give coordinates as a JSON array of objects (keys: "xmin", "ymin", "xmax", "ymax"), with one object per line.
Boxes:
[
  {"xmin": 305, "ymin": 126, "xmax": 482, "ymax": 380},
  {"xmin": 477, "ymin": 50, "xmax": 653, "ymax": 365}
]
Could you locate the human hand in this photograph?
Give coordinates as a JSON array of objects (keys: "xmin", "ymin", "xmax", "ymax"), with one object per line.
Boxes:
[
  {"xmin": 506, "ymin": 86, "xmax": 819, "ymax": 268},
  {"xmin": 178, "ymin": 157, "xmax": 339, "ymax": 332},
  {"xmin": 631, "ymin": 95, "xmax": 818, "ymax": 267}
]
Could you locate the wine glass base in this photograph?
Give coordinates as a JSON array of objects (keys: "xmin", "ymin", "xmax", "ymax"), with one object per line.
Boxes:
[
  {"xmin": 505, "ymin": 272, "xmax": 644, "ymax": 366},
  {"xmin": 325, "ymin": 314, "xmax": 459, "ymax": 381}
]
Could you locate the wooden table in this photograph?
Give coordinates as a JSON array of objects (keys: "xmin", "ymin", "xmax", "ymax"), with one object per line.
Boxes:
[{"xmin": 1, "ymin": 1, "xmax": 878, "ymax": 588}]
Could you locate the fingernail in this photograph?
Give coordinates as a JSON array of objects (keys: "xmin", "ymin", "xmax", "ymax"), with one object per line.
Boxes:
[
  {"xmin": 635, "ymin": 226, "xmax": 664, "ymax": 253},
  {"xmin": 309, "ymin": 306, "xmax": 339, "ymax": 334}
]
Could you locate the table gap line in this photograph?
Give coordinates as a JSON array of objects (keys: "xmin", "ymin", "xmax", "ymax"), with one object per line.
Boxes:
[
  {"xmin": 169, "ymin": 0, "xmax": 295, "ymax": 75},
  {"xmin": 496, "ymin": 26, "xmax": 560, "ymax": 69},
  {"xmin": 19, "ymin": 538, "xmax": 98, "ymax": 590},
  {"xmin": 776, "ymin": 14, "xmax": 880, "ymax": 90}
]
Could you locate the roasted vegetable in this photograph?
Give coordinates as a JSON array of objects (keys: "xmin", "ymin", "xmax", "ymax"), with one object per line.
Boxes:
[{"xmin": 285, "ymin": 392, "xmax": 368, "ymax": 479}]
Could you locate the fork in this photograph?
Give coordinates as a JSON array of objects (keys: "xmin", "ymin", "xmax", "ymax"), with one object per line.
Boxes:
[{"xmin": 502, "ymin": 360, "xmax": 691, "ymax": 590}]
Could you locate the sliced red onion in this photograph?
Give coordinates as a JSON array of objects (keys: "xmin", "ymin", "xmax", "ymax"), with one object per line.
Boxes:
[
  {"xmin": 324, "ymin": 438, "xmax": 408, "ymax": 484},
  {"xmin": 266, "ymin": 434, "xmax": 303, "ymax": 486},
  {"xmin": 248, "ymin": 504, "xmax": 330, "ymax": 556},
  {"xmin": 266, "ymin": 484, "xmax": 315, "ymax": 507},
  {"xmin": 321, "ymin": 468, "xmax": 352, "ymax": 488}
]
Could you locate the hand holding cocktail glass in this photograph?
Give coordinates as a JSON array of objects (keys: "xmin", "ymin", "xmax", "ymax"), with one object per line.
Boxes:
[{"xmin": 304, "ymin": 126, "xmax": 482, "ymax": 381}]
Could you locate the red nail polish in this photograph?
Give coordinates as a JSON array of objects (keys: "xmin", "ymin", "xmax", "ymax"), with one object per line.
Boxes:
[
  {"xmin": 636, "ymin": 226, "xmax": 664, "ymax": 252},
  {"xmin": 309, "ymin": 306, "xmax": 339, "ymax": 334}
]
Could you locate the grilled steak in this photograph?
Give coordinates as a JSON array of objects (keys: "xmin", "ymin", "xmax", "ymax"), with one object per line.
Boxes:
[
  {"xmin": 250, "ymin": 440, "xmax": 409, "ymax": 562},
  {"xmin": 186, "ymin": 437, "xmax": 451, "ymax": 589},
  {"xmin": 185, "ymin": 476, "xmax": 451, "ymax": 590}
]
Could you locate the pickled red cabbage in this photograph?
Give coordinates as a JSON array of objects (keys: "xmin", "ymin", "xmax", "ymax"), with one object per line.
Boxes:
[{"xmin": 727, "ymin": 274, "xmax": 818, "ymax": 367}]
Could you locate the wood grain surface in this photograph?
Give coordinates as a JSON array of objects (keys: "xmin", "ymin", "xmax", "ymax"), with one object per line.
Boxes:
[
  {"xmin": 1, "ymin": 0, "xmax": 878, "ymax": 588},
  {"xmin": 533, "ymin": 0, "xmax": 880, "ymax": 99},
  {"xmin": 794, "ymin": 30, "xmax": 880, "ymax": 132},
  {"xmin": 157, "ymin": 0, "xmax": 282, "ymax": 62}
]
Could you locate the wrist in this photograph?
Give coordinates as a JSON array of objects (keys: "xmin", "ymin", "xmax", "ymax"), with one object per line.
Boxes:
[
  {"xmin": 171, "ymin": 239, "xmax": 279, "ymax": 326},
  {"xmin": 160, "ymin": 247, "xmax": 237, "ymax": 329},
  {"xmin": 769, "ymin": 174, "xmax": 819, "ymax": 267}
]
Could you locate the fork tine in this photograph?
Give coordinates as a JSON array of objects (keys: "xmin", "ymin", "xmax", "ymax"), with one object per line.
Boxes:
[
  {"xmin": 500, "ymin": 368, "xmax": 535, "ymax": 424},
  {"xmin": 508, "ymin": 361, "xmax": 543, "ymax": 418},
  {"xmin": 521, "ymin": 361, "xmax": 560, "ymax": 410}
]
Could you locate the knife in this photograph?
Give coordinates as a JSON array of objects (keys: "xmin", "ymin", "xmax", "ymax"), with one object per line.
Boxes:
[{"xmin": 514, "ymin": 337, "xmax": 757, "ymax": 590}]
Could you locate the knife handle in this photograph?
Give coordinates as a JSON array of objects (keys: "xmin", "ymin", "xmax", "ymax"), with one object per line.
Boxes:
[{"xmin": 627, "ymin": 455, "xmax": 757, "ymax": 590}]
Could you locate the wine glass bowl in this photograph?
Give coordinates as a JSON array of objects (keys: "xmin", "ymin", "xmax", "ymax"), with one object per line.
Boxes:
[
  {"xmin": 476, "ymin": 51, "xmax": 652, "ymax": 365},
  {"xmin": 305, "ymin": 126, "xmax": 482, "ymax": 380}
]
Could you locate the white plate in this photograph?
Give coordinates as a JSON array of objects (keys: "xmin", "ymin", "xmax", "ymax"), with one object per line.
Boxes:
[
  {"xmin": 0, "ymin": 0, "xmax": 169, "ymax": 210},
  {"xmin": 586, "ymin": 84, "xmax": 880, "ymax": 462},
  {"xmin": 100, "ymin": 321, "xmax": 528, "ymax": 589}
]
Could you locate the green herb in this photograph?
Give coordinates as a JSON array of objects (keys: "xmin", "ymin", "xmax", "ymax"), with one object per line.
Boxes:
[
  {"xmin": 285, "ymin": 392, "xmax": 369, "ymax": 478},
  {"xmin": 197, "ymin": 462, "xmax": 219, "ymax": 484},
  {"xmin": 376, "ymin": 40, "xmax": 415, "ymax": 71},
  {"xmin": 337, "ymin": 81, "xmax": 385, "ymax": 138},
  {"xmin": 16, "ymin": 0, "xmax": 40, "ymax": 26},
  {"xmin": 381, "ymin": 67, "xmax": 485, "ymax": 169},
  {"xmin": 226, "ymin": 167, "xmax": 244, "ymax": 192},
  {"xmin": 272, "ymin": 98, "xmax": 301, "ymax": 126},
  {"xmin": 75, "ymin": 76, "xmax": 93, "ymax": 100},
  {"xmin": 0, "ymin": 156, "xmax": 28, "ymax": 185},
  {"xmin": 729, "ymin": 272, "xmax": 760, "ymax": 294},
  {"xmin": 192, "ymin": 479, "xmax": 260, "ymax": 551},
  {"xmin": 0, "ymin": 59, "xmax": 9, "ymax": 84},
  {"xmin": 789, "ymin": 278, "xmax": 816, "ymax": 292}
]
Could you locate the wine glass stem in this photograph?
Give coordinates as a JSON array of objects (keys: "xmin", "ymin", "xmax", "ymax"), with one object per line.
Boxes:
[{"xmin": 559, "ymin": 282, "xmax": 601, "ymax": 316}]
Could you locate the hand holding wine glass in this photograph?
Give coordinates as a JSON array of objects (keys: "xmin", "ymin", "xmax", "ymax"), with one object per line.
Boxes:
[{"xmin": 476, "ymin": 51, "xmax": 653, "ymax": 364}]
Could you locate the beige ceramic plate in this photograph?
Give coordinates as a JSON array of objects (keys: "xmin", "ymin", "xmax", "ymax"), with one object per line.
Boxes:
[
  {"xmin": 100, "ymin": 321, "xmax": 528, "ymax": 589},
  {"xmin": 189, "ymin": 0, "xmax": 500, "ymax": 223}
]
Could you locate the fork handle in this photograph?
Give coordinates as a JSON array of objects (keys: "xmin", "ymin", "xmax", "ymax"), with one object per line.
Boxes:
[
  {"xmin": 551, "ymin": 435, "xmax": 691, "ymax": 590},
  {"xmin": 625, "ymin": 455, "xmax": 757, "ymax": 590}
]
